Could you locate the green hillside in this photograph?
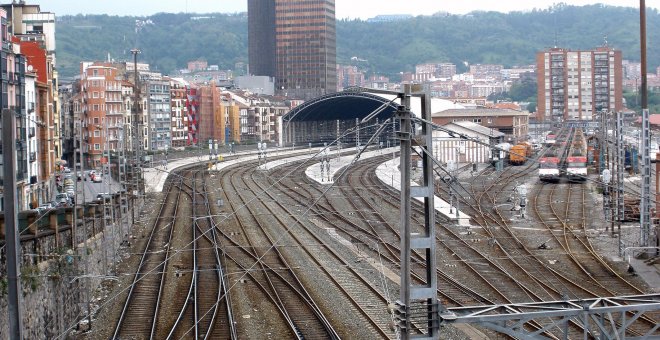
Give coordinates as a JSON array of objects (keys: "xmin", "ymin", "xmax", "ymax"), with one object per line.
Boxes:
[{"xmin": 55, "ymin": 4, "xmax": 660, "ymax": 79}]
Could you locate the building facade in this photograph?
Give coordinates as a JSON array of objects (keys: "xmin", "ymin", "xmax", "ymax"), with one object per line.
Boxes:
[
  {"xmin": 432, "ymin": 108, "xmax": 529, "ymax": 144},
  {"xmin": 145, "ymin": 75, "xmax": 171, "ymax": 151},
  {"xmin": 247, "ymin": 0, "xmax": 276, "ymax": 78},
  {"xmin": 80, "ymin": 62, "xmax": 124, "ymax": 167},
  {"xmin": 0, "ymin": 7, "xmax": 28, "ymax": 210},
  {"xmin": 432, "ymin": 121, "xmax": 505, "ymax": 164},
  {"xmin": 537, "ymin": 47, "xmax": 623, "ymax": 121},
  {"xmin": 185, "ymin": 86, "xmax": 199, "ymax": 146},
  {"xmin": 248, "ymin": 0, "xmax": 337, "ymax": 100},
  {"xmin": 169, "ymin": 77, "xmax": 188, "ymax": 148},
  {"xmin": 1, "ymin": 2, "xmax": 57, "ymax": 209}
]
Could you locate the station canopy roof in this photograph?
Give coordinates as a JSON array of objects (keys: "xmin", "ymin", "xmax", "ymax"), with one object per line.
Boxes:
[{"xmin": 283, "ymin": 88, "xmax": 466, "ymax": 123}]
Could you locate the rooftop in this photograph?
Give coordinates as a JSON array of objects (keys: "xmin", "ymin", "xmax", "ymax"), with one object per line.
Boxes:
[
  {"xmin": 433, "ymin": 108, "xmax": 528, "ymax": 117},
  {"xmin": 447, "ymin": 121, "xmax": 505, "ymax": 137}
]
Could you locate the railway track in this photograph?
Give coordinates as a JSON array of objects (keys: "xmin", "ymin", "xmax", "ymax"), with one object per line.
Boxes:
[
  {"xmin": 532, "ymin": 181, "xmax": 660, "ymax": 336},
  {"xmin": 113, "ymin": 168, "xmax": 236, "ymax": 339},
  {"xmin": 216, "ymin": 162, "xmax": 344, "ymax": 339},
  {"xmin": 451, "ymin": 139, "xmax": 658, "ymax": 337},
  {"xmin": 112, "ymin": 175, "xmax": 183, "ymax": 338},
  {"xmin": 109, "ymin": 144, "xmax": 657, "ymax": 339},
  {"xmin": 265, "ymin": 155, "xmax": 520, "ymax": 337},
  {"xmin": 167, "ymin": 170, "xmax": 230, "ymax": 339},
  {"xmin": 268, "ymin": 156, "xmax": 501, "ymax": 305}
]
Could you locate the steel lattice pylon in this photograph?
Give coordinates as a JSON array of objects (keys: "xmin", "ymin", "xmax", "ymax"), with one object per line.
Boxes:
[{"xmin": 441, "ymin": 294, "xmax": 660, "ymax": 339}]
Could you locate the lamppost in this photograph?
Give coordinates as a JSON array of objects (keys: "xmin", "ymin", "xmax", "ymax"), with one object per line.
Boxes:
[{"xmin": 94, "ymin": 123, "xmax": 117, "ymax": 275}]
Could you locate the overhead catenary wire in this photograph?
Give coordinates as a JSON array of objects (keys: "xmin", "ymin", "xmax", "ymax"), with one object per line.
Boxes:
[
  {"xmin": 40, "ymin": 115, "xmax": 648, "ymax": 338},
  {"xmin": 54, "ymin": 118, "xmax": 387, "ymax": 338}
]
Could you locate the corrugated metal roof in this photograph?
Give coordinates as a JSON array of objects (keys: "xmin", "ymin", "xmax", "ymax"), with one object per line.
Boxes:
[{"xmin": 433, "ymin": 108, "xmax": 528, "ymax": 117}]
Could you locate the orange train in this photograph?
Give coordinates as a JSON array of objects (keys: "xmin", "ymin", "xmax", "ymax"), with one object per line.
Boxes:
[{"xmin": 509, "ymin": 142, "xmax": 533, "ymax": 165}]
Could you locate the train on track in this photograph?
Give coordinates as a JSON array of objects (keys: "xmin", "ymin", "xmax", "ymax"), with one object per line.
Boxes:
[
  {"xmin": 544, "ymin": 133, "xmax": 557, "ymax": 146},
  {"xmin": 508, "ymin": 142, "xmax": 533, "ymax": 165},
  {"xmin": 566, "ymin": 128, "xmax": 587, "ymax": 182},
  {"xmin": 538, "ymin": 155, "xmax": 561, "ymax": 182},
  {"xmin": 538, "ymin": 128, "xmax": 589, "ymax": 183}
]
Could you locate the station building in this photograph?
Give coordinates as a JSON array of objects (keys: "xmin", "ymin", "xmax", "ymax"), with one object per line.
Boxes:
[
  {"xmin": 432, "ymin": 121, "xmax": 505, "ymax": 164},
  {"xmin": 281, "ymin": 89, "xmax": 465, "ymax": 148},
  {"xmin": 432, "ymin": 108, "xmax": 529, "ymax": 144}
]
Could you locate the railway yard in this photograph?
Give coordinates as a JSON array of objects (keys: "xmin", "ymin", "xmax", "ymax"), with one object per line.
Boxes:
[{"xmin": 79, "ymin": 138, "xmax": 660, "ymax": 339}]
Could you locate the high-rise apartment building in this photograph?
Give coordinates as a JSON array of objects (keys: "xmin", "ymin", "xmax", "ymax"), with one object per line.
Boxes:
[
  {"xmin": 537, "ymin": 47, "xmax": 623, "ymax": 121},
  {"xmin": 248, "ymin": 0, "xmax": 337, "ymax": 100}
]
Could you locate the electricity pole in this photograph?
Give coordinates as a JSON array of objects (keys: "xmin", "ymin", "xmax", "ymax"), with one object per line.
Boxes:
[
  {"xmin": 130, "ymin": 49, "xmax": 142, "ymax": 224},
  {"xmin": 3, "ymin": 108, "xmax": 25, "ymax": 339},
  {"xmin": 640, "ymin": 0, "xmax": 652, "ymax": 250}
]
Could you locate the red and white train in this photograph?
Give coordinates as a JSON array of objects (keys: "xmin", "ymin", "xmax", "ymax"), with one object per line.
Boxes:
[
  {"xmin": 539, "ymin": 156, "xmax": 561, "ymax": 182},
  {"xmin": 566, "ymin": 128, "xmax": 587, "ymax": 182}
]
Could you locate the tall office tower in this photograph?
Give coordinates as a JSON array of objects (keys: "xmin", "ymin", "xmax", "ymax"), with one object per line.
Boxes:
[
  {"xmin": 537, "ymin": 46, "xmax": 623, "ymax": 121},
  {"xmin": 248, "ymin": 0, "xmax": 276, "ymax": 78},
  {"xmin": 248, "ymin": 0, "xmax": 337, "ymax": 100}
]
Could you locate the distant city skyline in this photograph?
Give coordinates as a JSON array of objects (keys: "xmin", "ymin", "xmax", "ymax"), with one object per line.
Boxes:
[{"xmin": 38, "ymin": 1, "xmax": 657, "ymax": 19}]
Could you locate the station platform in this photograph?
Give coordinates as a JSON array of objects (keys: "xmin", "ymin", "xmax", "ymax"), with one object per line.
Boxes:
[
  {"xmin": 143, "ymin": 149, "xmax": 263, "ymax": 193},
  {"xmin": 305, "ymin": 147, "xmax": 387, "ymax": 184},
  {"xmin": 375, "ymin": 158, "xmax": 472, "ymax": 227},
  {"xmin": 303, "ymin": 147, "xmax": 472, "ymax": 226},
  {"xmin": 144, "ymin": 146, "xmax": 473, "ymax": 226},
  {"xmin": 256, "ymin": 147, "xmax": 327, "ymax": 172},
  {"xmin": 144, "ymin": 147, "xmax": 325, "ymax": 193}
]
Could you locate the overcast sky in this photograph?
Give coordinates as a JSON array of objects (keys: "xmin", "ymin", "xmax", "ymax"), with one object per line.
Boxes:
[{"xmin": 39, "ymin": 1, "xmax": 656, "ymax": 19}]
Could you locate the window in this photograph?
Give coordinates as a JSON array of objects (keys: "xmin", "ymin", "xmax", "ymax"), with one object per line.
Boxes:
[
  {"xmin": 94, "ymin": 130, "xmax": 100, "ymax": 137},
  {"xmin": 94, "ymin": 143, "xmax": 100, "ymax": 150},
  {"xmin": 92, "ymin": 91, "xmax": 99, "ymax": 98},
  {"xmin": 93, "ymin": 117, "xmax": 99, "ymax": 124}
]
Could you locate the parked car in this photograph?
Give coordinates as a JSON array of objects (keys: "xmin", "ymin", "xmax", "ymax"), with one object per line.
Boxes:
[
  {"xmin": 92, "ymin": 174, "xmax": 103, "ymax": 183},
  {"xmin": 96, "ymin": 193, "xmax": 112, "ymax": 203},
  {"xmin": 55, "ymin": 193, "xmax": 70, "ymax": 207},
  {"xmin": 35, "ymin": 202, "xmax": 53, "ymax": 214}
]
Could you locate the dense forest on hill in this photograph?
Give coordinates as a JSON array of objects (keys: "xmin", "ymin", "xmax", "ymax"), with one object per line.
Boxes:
[{"xmin": 55, "ymin": 4, "xmax": 660, "ymax": 79}]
